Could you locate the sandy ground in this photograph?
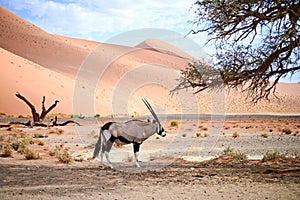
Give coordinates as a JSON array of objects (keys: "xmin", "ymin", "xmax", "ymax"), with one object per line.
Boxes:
[{"xmin": 0, "ymin": 117, "xmax": 299, "ymax": 199}]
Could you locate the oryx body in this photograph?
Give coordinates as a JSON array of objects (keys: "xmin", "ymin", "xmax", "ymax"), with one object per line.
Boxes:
[{"xmin": 93, "ymin": 99, "xmax": 166, "ymax": 168}]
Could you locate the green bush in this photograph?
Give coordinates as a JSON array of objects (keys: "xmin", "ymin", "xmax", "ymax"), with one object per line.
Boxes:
[{"xmin": 170, "ymin": 120, "xmax": 179, "ymax": 127}]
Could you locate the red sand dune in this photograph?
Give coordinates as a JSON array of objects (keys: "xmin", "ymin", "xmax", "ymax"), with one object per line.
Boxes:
[{"xmin": 0, "ymin": 6, "xmax": 299, "ymax": 116}]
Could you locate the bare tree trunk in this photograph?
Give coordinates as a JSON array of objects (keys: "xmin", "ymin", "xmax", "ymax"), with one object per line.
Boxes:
[
  {"xmin": 52, "ymin": 116, "xmax": 81, "ymax": 126},
  {"xmin": 13, "ymin": 92, "xmax": 80, "ymax": 127},
  {"xmin": 15, "ymin": 92, "xmax": 59, "ymax": 123}
]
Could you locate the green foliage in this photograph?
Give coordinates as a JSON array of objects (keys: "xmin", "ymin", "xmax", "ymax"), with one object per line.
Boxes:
[
  {"xmin": 94, "ymin": 114, "xmax": 101, "ymax": 118},
  {"xmin": 170, "ymin": 120, "xmax": 179, "ymax": 127}
]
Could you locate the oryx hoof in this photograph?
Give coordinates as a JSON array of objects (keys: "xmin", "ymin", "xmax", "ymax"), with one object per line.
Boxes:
[{"xmin": 135, "ymin": 163, "xmax": 140, "ymax": 168}]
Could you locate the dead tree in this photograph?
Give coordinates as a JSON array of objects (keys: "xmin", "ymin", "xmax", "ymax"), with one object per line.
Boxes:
[
  {"xmin": 16, "ymin": 92, "xmax": 59, "ymax": 123},
  {"xmin": 13, "ymin": 92, "xmax": 80, "ymax": 127}
]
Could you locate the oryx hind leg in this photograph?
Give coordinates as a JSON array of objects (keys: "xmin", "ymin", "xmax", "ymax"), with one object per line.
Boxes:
[{"xmin": 103, "ymin": 136, "xmax": 115, "ymax": 169}]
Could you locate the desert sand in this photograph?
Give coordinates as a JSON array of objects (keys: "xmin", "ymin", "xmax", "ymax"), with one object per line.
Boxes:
[{"xmin": 0, "ymin": 6, "xmax": 300, "ymax": 200}]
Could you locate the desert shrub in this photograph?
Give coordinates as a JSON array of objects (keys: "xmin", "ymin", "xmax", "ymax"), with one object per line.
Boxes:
[
  {"xmin": 223, "ymin": 147, "xmax": 247, "ymax": 161},
  {"xmin": 24, "ymin": 148, "xmax": 40, "ymax": 160},
  {"xmin": 261, "ymin": 133, "xmax": 268, "ymax": 138},
  {"xmin": 94, "ymin": 114, "xmax": 101, "ymax": 118},
  {"xmin": 262, "ymin": 151, "xmax": 300, "ymax": 163},
  {"xmin": 57, "ymin": 129, "xmax": 64, "ymax": 135},
  {"xmin": 49, "ymin": 150, "xmax": 56, "ymax": 156},
  {"xmin": 282, "ymin": 127, "xmax": 292, "ymax": 134},
  {"xmin": 232, "ymin": 132, "xmax": 239, "ymax": 138},
  {"xmin": 49, "ymin": 128, "xmax": 64, "ymax": 135},
  {"xmin": 0, "ymin": 142, "xmax": 13, "ymax": 157},
  {"xmin": 203, "ymin": 133, "xmax": 209, "ymax": 137},
  {"xmin": 231, "ymin": 151, "xmax": 247, "ymax": 161},
  {"xmin": 36, "ymin": 140, "xmax": 45, "ymax": 146},
  {"xmin": 245, "ymin": 126, "xmax": 253, "ymax": 129},
  {"xmin": 11, "ymin": 140, "xmax": 22, "ymax": 151},
  {"xmin": 16, "ymin": 142, "xmax": 26, "ymax": 154},
  {"xmin": 196, "ymin": 133, "xmax": 201, "ymax": 138},
  {"xmin": 22, "ymin": 136, "xmax": 34, "ymax": 145},
  {"xmin": 262, "ymin": 151, "xmax": 288, "ymax": 162},
  {"xmin": 33, "ymin": 133, "xmax": 48, "ymax": 138},
  {"xmin": 0, "ymin": 135, "xmax": 4, "ymax": 141},
  {"xmin": 182, "ymin": 133, "xmax": 187, "ymax": 137},
  {"xmin": 53, "ymin": 144, "xmax": 72, "ymax": 164},
  {"xmin": 170, "ymin": 120, "xmax": 179, "ymax": 127},
  {"xmin": 223, "ymin": 146, "xmax": 234, "ymax": 156}
]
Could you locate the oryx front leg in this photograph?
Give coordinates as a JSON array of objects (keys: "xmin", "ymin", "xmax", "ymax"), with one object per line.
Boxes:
[{"xmin": 133, "ymin": 143, "xmax": 141, "ymax": 168}]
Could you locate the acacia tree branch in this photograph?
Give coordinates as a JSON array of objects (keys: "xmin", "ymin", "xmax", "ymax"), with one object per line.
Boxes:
[{"xmin": 176, "ymin": 1, "xmax": 300, "ymax": 102}]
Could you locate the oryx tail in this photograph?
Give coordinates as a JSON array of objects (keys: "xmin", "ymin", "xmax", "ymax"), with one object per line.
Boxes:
[
  {"xmin": 93, "ymin": 122, "xmax": 114, "ymax": 159},
  {"xmin": 93, "ymin": 129, "xmax": 102, "ymax": 159}
]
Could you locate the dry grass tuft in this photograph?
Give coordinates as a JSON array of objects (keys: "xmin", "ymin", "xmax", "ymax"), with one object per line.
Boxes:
[
  {"xmin": 0, "ymin": 142, "xmax": 13, "ymax": 157},
  {"xmin": 261, "ymin": 133, "xmax": 268, "ymax": 138},
  {"xmin": 232, "ymin": 132, "xmax": 239, "ymax": 138},
  {"xmin": 52, "ymin": 144, "xmax": 72, "ymax": 164},
  {"xmin": 282, "ymin": 127, "xmax": 292, "ymax": 134},
  {"xmin": 223, "ymin": 147, "xmax": 247, "ymax": 161},
  {"xmin": 49, "ymin": 128, "xmax": 64, "ymax": 135},
  {"xmin": 262, "ymin": 151, "xmax": 300, "ymax": 163},
  {"xmin": 24, "ymin": 147, "xmax": 40, "ymax": 160}
]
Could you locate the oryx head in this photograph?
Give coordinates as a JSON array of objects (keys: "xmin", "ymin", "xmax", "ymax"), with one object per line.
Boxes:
[{"xmin": 142, "ymin": 98, "xmax": 166, "ymax": 137}]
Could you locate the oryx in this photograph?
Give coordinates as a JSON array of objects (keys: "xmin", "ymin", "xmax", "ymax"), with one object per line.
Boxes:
[{"xmin": 92, "ymin": 98, "xmax": 166, "ymax": 168}]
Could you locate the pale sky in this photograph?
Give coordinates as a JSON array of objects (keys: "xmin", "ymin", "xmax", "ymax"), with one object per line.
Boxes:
[
  {"xmin": 1, "ymin": 0, "xmax": 197, "ymax": 42},
  {"xmin": 1, "ymin": 0, "xmax": 298, "ymax": 82}
]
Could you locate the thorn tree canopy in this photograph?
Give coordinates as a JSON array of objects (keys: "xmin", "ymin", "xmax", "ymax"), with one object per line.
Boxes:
[{"xmin": 176, "ymin": 0, "xmax": 300, "ymax": 102}]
